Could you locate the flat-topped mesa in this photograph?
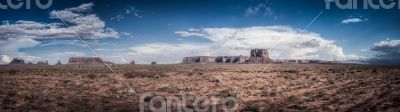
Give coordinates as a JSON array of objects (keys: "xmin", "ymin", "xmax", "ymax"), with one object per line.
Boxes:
[
  {"xmin": 68, "ymin": 57, "xmax": 114, "ymax": 65},
  {"xmin": 183, "ymin": 56, "xmax": 216, "ymax": 64},
  {"xmin": 36, "ymin": 60, "xmax": 49, "ymax": 65},
  {"xmin": 182, "ymin": 48, "xmax": 270, "ymax": 64},
  {"xmin": 247, "ymin": 48, "xmax": 272, "ymax": 64},
  {"xmin": 250, "ymin": 49, "xmax": 269, "ymax": 58},
  {"xmin": 9, "ymin": 58, "xmax": 25, "ymax": 65},
  {"xmin": 215, "ymin": 56, "xmax": 249, "ymax": 64}
]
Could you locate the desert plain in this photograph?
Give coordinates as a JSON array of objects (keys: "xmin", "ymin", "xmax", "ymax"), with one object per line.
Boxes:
[{"xmin": 0, "ymin": 64, "xmax": 399, "ymax": 112}]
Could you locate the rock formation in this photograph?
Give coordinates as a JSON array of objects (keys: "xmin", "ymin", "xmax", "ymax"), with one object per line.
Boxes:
[
  {"xmin": 182, "ymin": 49, "xmax": 270, "ymax": 64},
  {"xmin": 36, "ymin": 60, "xmax": 49, "ymax": 65},
  {"xmin": 130, "ymin": 60, "xmax": 135, "ymax": 64},
  {"xmin": 8, "ymin": 58, "xmax": 25, "ymax": 65},
  {"xmin": 183, "ymin": 56, "xmax": 216, "ymax": 64},
  {"xmin": 247, "ymin": 49, "xmax": 272, "ymax": 64},
  {"xmin": 55, "ymin": 60, "xmax": 62, "ymax": 65},
  {"xmin": 151, "ymin": 61, "xmax": 157, "ymax": 65},
  {"xmin": 215, "ymin": 56, "xmax": 249, "ymax": 64},
  {"xmin": 68, "ymin": 57, "xmax": 114, "ymax": 65},
  {"xmin": 250, "ymin": 49, "xmax": 269, "ymax": 58}
]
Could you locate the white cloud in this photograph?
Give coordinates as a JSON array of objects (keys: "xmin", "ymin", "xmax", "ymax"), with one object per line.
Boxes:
[
  {"xmin": 374, "ymin": 39, "xmax": 400, "ymax": 47},
  {"xmin": 110, "ymin": 6, "xmax": 142, "ymax": 21},
  {"xmin": 0, "ymin": 38, "xmax": 41, "ymax": 64},
  {"xmin": 245, "ymin": 3, "xmax": 277, "ymax": 19},
  {"xmin": 125, "ymin": 7, "xmax": 142, "ymax": 18},
  {"xmin": 128, "ymin": 43, "xmax": 211, "ymax": 64},
  {"xmin": 0, "ymin": 2, "xmax": 120, "ymax": 40},
  {"xmin": 51, "ymin": 52, "xmax": 87, "ymax": 57},
  {"xmin": 130, "ymin": 26, "xmax": 352, "ymax": 64},
  {"xmin": 1, "ymin": 55, "xmax": 13, "ymax": 64},
  {"xmin": 0, "ymin": 38, "xmax": 40, "ymax": 53},
  {"xmin": 368, "ymin": 39, "xmax": 400, "ymax": 64},
  {"xmin": 174, "ymin": 31, "xmax": 206, "ymax": 37},
  {"xmin": 341, "ymin": 18, "xmax": 364, "ymax": 24},
  {"xmin": 0, "ymin": 3, "xmax": 130, "ymax": 64},
  {"xmin": 110, "ymin": 14, "xmax": 125, "ymax": 21}
]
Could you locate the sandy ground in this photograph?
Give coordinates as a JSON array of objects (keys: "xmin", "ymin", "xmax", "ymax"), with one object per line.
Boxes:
[{"xmin": 0, "ymin": 64, "xmax": 399, "ymax": 112}]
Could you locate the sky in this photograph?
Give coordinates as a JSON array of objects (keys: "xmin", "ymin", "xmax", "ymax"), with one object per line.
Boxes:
[{"xmin": 0, "ymin": 0, "xmax": 400, "ymax": 64}]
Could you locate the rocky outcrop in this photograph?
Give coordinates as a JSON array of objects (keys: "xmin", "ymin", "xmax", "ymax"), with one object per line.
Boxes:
[
  {"xmin": 55, "ymin": 60, "xmax": 62, "ymax": 65},
  {"xmin": 8, "ymin": 58, "xmax": 25, "ymax": 65},
  {"xmin": 215, "ymin": 56, "xmax": 249, "ymax": 64},
  {"xmin": 182, "ymin": 48, "xmax": 270, "ymax": 64},
  {"xmin": 36, "ymin": 60, "xmax": 49, "ymax": 65},
  {"xmin": 27, "ymin": 61, "xmax": 33, "ymax": 65},
  {"xmin": 68, "ymin": 57, "xmax": 113, "ymax": 65},
  {"xmin": 182, "ymin": 56, "xmax": 216, "ymax": 64},
  {"xmin": 129, "ymin": 60, "xmax": 135, "ymax": 64},
  {"xmin": 247, "ymin": 49, "xmax": 272, "ymax": 64},
  {"xmin": 250, "ymin": 49, "xmax": 269, "ymax": 58},
  {"xmin": 151, "ymin": 61, "xmax": 157, "ymax": 65}
]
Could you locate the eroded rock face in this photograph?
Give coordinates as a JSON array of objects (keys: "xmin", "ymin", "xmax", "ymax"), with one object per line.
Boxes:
[
  {"xmin": 36, "ymin": 61, "xmax": 49, "ymax": 65},
  {"xmin": 215, "ymin": 56, "xmax": 249, "ymax": 64},
  {"xmin": 247, "ymin": 49, "xmax": 272, "ymax": 64},
  {"xmin": 183, "ymin": 56, "xmax": 216, "ymax": 64},
  {"xmin": 9, "ymin": 58, "xmax": 25, "ymax": 65},
  {"xmin": 182, "ymin": 49, "xmax": 270, "ymax": 64},
  {"xmin": 68, "ymin": 57, "xmax": 113, "ymax": 65},
  {"xmin": 130, "ymin": 60, "xmax": 135, "ymax": 65},
  {"xmin": 250, "ymin": 49, "xmax": 269, "ymax": 58},
  {"xmin": 55, "ymin": 60, "xmax": 62, "ymax": 65}
]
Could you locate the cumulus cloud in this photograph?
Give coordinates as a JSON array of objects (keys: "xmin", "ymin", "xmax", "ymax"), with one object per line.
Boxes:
[
  {"xmin": 0, "ymin": 3, "xmax": 130, "ymax": 64},
  {"xmin": 0, "ymin": 2, "xmax": 120, "ymax": 40},
  {"xmin": 174, "ymin": 31, "xmax": 206, "ymax": 37},
  {"xmin": 129, "ymin": 26, "xmax": 352, "ymax": 64},
  {"xmin": 128, "ymin": 43, "xmax": 211, "ymax": 64},
  {"xmin": 341, "ymin": 18, "xmax": 364, "ymax": 24},
  {"xmin": 369, "ymin": 39, "xmax": 400, "ymax": 64},
  {"xmin": 1, "ymin": 55, "xmax": 13, "ymax": 64},
  {"xmin": 0, "ymin": 38, "xmax": 42, "ymax": 64}
]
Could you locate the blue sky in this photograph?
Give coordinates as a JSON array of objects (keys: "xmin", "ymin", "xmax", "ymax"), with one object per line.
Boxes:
[{"xmin": 1, "ymin": 0, "xmax": 400, "ymax": 64}]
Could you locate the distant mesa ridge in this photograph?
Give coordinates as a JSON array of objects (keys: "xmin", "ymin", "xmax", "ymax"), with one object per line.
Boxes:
[
  {"xmin": 182, "ymin": 48, "xmax": 272, "ymax": 64},
  {"xmin": 68, "ymin": 57, "xmax": 114, "ymax": 65},
  {"xmin": 4, "ymin": 49, "xmax": 338, "ymax": 65},
  {"xmin": 182, "ymin": 48, "xmax": 337, "ymax": 64},
  {"xmin": 8, "ymin": 58, "xmax": 50, "ymax": 65},
  {"xmin": 9, "ymin": 58, "xmax": 25, "ymax": 65}
]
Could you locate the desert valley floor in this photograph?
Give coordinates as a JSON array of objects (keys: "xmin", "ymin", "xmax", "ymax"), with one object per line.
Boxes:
[{"xmin": 0, "ymin": 64, "xmax": 399, "ymax": 111}]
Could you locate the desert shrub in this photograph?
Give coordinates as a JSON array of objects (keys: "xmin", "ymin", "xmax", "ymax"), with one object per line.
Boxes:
[
  {"xmin": 62, "ymin": 80, "xmax": 71, "ymax": 84},
  {"xmin": 153, "ymin": 74, "xmax": 161, "ymax": 79},
  {"xmin": 158, "ymin": 84, "xmax": 179, "ymax": 93},
  {"xmin": 327, "ymin": 78, "xmax": 335, "ymax": 85},
  {"xmin": 7, "ymin": 70, "xmax": 18, "ymax": 75},
  {"xmin": 217, "ymin": 88, "xmax": 238, "ymax": 98},
  {"xmin": 124, "ymin": 72, "xmax": 165, "ymax": 78},
  {"xmin": 87, "ymin": 73, "xmax": 96, "ymax": 79},
  {"xmin": 372, "ymin": 69, "xmax": 378, "ymax": 73},
  {"xmin": 261, "ymin": 88, "xmax": 279, "ymax": 97},
  {"xmin": 151, "ymin": 61, "xmax": 157, "ymax": 65},
  {"xmin": 242, "ymin": 103, "xmax": 260, "ymax": 112},
  {"xmin": 281, "ymin": 70, "xmax": 299, "ymax": 74},
  {"xmin": 7, "ymin": 90, "xmax": 17, "ymax": 97},
  {"xmin": 123, "ymin": 72, "xmax": 136, "ymax": 78}
]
